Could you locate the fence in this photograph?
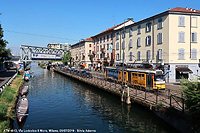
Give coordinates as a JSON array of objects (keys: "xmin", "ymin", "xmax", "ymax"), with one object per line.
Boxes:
[
  {"xmin": 0, "ymin": 72, "xmax": 18, "ymax": 94},
  {"xmin": 56, "ymin": 67, "xmax": 185, "ymax": 112}
]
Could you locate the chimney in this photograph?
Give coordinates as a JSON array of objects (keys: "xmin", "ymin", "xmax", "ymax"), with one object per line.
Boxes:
[
  {"xmin": 168, "ymin": 8, "xmax": 171, "ymax": 10},
  {"xmin": 194, "ymin": 9, "xmax": 196, "ymax": 12},
  {"xmin": 186, "ymin": 7, "xmax": 188, "ymax": 10},
  {"xmin": 190, "ymin": 8, "xmax": 193, "ymax": 11}
]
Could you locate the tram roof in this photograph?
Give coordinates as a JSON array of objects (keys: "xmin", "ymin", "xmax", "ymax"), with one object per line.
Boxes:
[{"xmin": 106, "ymin": 67, "xmax": 163, "ymax": 74}]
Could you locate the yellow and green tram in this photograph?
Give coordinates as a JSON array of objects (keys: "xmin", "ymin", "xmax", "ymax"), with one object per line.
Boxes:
[{"xmin": 105, "ymin": 67, "xmax": 165, "ymax": 90}]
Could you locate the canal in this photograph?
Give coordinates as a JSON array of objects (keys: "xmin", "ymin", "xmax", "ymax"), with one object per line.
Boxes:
[{"xmin": 14, "ymin": 63, "xmax": 177, "ymax": 132}]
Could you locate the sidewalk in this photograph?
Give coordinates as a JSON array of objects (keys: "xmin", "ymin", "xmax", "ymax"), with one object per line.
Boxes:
[{"xmin": 0, "ymin": 67, "xmax": 17, "ymax": 88}]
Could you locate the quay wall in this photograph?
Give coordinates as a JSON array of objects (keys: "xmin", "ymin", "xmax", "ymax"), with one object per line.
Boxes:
[{"xmin": 54, "ymin": 69, "xmax": 192, "ymax": 132}]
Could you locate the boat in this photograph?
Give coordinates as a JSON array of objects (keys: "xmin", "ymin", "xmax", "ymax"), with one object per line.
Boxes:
[
  {"xmin": 16, "ymin": 96, "xmax": 29, "ymax": 122},
  {"xmin": 20, "ymin": 85, "xmax": 29, "ymax": 96}
]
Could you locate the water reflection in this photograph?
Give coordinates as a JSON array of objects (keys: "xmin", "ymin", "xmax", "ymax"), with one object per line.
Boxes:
[{"xmin": 13, "ymin": 63, "xmax": 176, "ymax": 132}]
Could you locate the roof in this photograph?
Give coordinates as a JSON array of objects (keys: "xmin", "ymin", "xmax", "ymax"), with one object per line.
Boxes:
[
  {"xmin": 169, "ymin": 7, "xmax": 200, "ymax": 13},
  {"xmin": 92, "ymin": 19, "xmax": 134, "ymax": 38},
  {"xmin": 85, "ymin": 37, "xmax": 93, "ymax": 41},
  {"xmin": 124, "ymin": 7, "xmax": 200, "ymax": 30},
  {"xmin": 72, "ymin": 37, "xmax": 93, "ymax": 47}
]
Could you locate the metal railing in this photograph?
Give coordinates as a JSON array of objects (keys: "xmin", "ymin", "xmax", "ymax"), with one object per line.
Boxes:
[
  {"xmin": 0, "ymin": 72, "xmax": 18, "ymax": 94},
  {"xmin": 56, "ymin": 66, "xmax": 185, "ymax": 112}
]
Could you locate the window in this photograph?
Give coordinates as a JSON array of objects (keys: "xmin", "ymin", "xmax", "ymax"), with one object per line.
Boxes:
[
  {"xmin": 122, "ymin": 31, "xmax": 126, "ymax": 39},
  {"xmin": 129, "ymin": 39, "xmax": 133, "ymax": 49},
  {"xmin": 179, "ymin": 31, "xmax": 185, "ymax": 43},
  {"xmin": 191, "ymin": 32, "xmax": 197, "ymax": 43},
  {"xmin": 137, "ymin": 37, "xmax": 141, "ymax": 47},
  {"xmin": 137, "ymin": 51, "xmax": 140, "ymax": 61},
  {"xmin": 129, "ymin": 27, "xmax": 133, "ymax": 37},
  {"xmin": 146, "ymin": 50, "xmax": 151, "ymax": 60},
  {"xmin": 146, "ymin": 36, "xmax": 151, "ymax": 46},
  {"xmin": 89, "ymin": 50, "xmax": 91, "ymax": 54},
  {"xmin": 122, "ymin": 41, "xmax": 125, "ymax": 50},
  {"xmin": 146, "ymin": 22, "xmax": 151, "ymax": 32},
  {"xmin": 116, "ymin": 32, "xmax": 119, "ymax": 40},
  {"xmin": 129, "ymin": 52, "xmax": 133, "ymax": 61},
  {"xmin": 157, "ymin": 18, "xmax": 162, "ymax": 29},
  {"xmin": 116, "ymin": 42, "xmax": 119, "ymax": 50},
  {"xmin": 157, "ymin": 49, "xmax": 162, "ymax": 60},
  {"xmin": 107, "ymin": 53, "xmax": 109, "ymax": 58},
  {"xmin": 107, "ymin": 44, "xmax": 109, "ymax": 50},
  {"xmin": 123, "ymin": 52, "xmax": 125, "ymax": 60},
  {"xmin": 107, "ymin": 35, "xmax": 109, "ymax": 41},
  {"xmin": 116, "ymin": 53, "xmax": 119, "ymax": 61},
  {"xmin": 191, "ymin": 48, "xmax": 197, "ymax": 60},
  {"xmin": 157, "ymin": 33, "xmax": 162, "ymax": 44},
  {"xmin": 89, "ymin": 44, "xmax": 91, "ymax": 47},
  {"xmin": 178, "ymin": 48, "xmax": 185, "ymax": 60},
  {"xmin": 179, "ymin": 16, "xmax": 185, "ymax": 27},
  {"xmin": 137, "ymin": 25, "xmax": 141, "ymax": 34}
]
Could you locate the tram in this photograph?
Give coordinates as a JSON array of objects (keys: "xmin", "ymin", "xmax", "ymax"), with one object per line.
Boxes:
[{"xmin": 105, "ymin": 67, "xmax": 165, "ymax": 90}]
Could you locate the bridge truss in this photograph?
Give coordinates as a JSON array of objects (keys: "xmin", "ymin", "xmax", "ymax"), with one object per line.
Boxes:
[{"xmin": 20, "ymin": 45, "xmax": 66, "ymax": 61}]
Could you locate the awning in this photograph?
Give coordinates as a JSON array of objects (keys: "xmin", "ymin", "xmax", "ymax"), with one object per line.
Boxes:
[{"xmin": 176, "ymin": 67, "xmax": 192, "ymax": 74}]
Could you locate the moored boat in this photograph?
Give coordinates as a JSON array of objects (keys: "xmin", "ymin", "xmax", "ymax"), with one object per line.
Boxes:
[
  {"xmin": 21, "ymin": 85, "xmax": 29, "ymax": 96},
  {"xmin": 16, "ymin": 96, "xmax": 29, "ymax": 122}
]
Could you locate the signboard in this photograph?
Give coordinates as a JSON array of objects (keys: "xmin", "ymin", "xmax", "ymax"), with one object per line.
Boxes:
[
  {"xmin": 109, "ymin": 44, "xmax": 113, "ymax": 50},
  {"xmin": 31, "ymin": 53, "xmax": 62, "ymax": 60}
]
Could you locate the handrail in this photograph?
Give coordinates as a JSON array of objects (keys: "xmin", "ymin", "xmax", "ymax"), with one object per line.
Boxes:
[{"xmin": 0, "ymin": 72, "xmax": 18, "ymax": 94}]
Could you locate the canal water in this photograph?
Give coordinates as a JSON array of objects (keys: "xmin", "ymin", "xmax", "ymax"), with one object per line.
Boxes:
[{"xmin": 14, "ymin": 63, "xmax": 176, "ymax": 132}]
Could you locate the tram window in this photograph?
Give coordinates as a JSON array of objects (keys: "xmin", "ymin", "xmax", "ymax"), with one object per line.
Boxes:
[
  {"xmin": 138, "ymin": 74, "xmax": 141, "ymax": 79},
  {"xmin": 132, "ymin": 73, "xmax": 134, "ymax": 78},
  {"xmin": 155, "ymin": 75, "xmax": 165, "ymax": 81},
  {"xmin": 141, "ymin": 74, "xmax": 144, "ymax": 80},
  {"xmin": 135, "ymin": 74, "xmax": 137, "ymax": 78}
]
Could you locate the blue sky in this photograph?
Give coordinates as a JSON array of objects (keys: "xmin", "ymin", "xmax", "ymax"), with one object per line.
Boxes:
[{"xmin": 0, "ymin": 0, "xmax": 200, "ymax": 55}]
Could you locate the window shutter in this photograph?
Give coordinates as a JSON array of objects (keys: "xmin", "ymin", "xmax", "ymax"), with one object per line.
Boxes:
[
  {"xmin": 137, "ymin": 51, "xmax": 140, "ymax": 61},
  {"xmin": 149, "ymin": 36, "xmax": 151, "ymax": 45},
  {"xmin": 129, "ymin": 39, "xmax": 133, "ymax": 48},
  {"xmin": 179, "ymin": 16, "xmax": 182, "ymax": 26},
  {"xmin": 130, "ymin": 52, "xmax": 132, "ymax": 61},
  {"xmin": 158, "ymin": 49, "xmax": 162, "ymax": 60},
  {"xmin": 129, "ymin": 28, "xmax": 132, "ymax": 36},
  {"xmin": 122, "ymin": 41, "xmax": 125, "ymax": 50},
  {"xmin": 137, "ymin": 38, "xmax": 141, "ymax": 47},
  {"xmin": 116, "ymin": 42, "xmax": 119, "ymax": 50},
  {"xmin": 191, "ymin": 48, "xmax": 197, "ymax": 59},
  {"xmin": 182, "ymin": 17, "xmax": 185, "ymax": 26},
  {"xmin": 194, "ymin": 32, "xmax": 197, "ymax": 42}
]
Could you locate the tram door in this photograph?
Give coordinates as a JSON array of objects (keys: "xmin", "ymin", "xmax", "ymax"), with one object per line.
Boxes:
[{"xmin": 146, "ymin": 74, "xmax": 154, "ymax": 87}]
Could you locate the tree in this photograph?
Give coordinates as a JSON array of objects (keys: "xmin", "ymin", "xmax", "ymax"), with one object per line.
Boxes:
[
  {"xmin": 62, "ymin": 52, "xmax": 71, "ymax": 65},
  {"xmin": 0, "ymin": 23, "xmax": 11, "ymax": 68},
  {"xmin": 181, "ymin": 79, "xmax": 200, "ymax": 131}
]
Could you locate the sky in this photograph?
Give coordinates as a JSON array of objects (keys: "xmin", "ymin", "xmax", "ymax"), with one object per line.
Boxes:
[{"xmin": 0, "ymin": 0, "xmax": 200, "ymax": 55}]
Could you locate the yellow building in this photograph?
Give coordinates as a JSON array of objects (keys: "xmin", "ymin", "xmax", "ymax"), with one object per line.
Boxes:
[
  {"xmin": 114, "ymin": 7, "xmax": 200, "ymax": 82},
  {"xmin": 71, "ymin": 38, "xmax": 93, "ymax": 69}
]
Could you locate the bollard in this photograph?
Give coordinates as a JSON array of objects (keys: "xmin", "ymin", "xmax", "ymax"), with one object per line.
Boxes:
[{"xmin": 126, "ymin": 86, "xmax": 131, "ymax": 104}]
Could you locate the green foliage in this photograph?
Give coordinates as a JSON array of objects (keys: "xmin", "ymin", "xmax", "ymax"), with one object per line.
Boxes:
[
  {"xmin": 0, "ymin": 24, "xmax": 11, "ymax": 64},
  {"xmin": 62, "ymin": 52, "xmax": 71, "ymax": 65},
  {"xmin": 157, "ymin": 101, "xmax": 163, "ymax": 108},
  {"xmin": 0, "ymin": 119, "xmax": 10, "ymax": 132},
  {"xmin": 181, "ymin": 79, "xmax": 200, "ymax": 130},
  {"xmin": 0, "ymin": 103, "xmax": 9, "ymax": 121},
  {"xmin": 40, "ymin": 63, "xmax": 45, "ymax": 68},
  {"xmin": 0, "ymin": 86, "xmax": 16, "ymax": 103}
]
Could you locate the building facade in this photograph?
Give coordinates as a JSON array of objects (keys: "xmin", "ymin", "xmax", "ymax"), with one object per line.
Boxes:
[
  {"xmin": 92, "ymin": 19, "xmax": 134, "ymax": 71},
  {"xmin": 47, "ymin": 43, "xmax": 71, "ymax": 51},
  {"xmin": 114, "ymin": 7, "xmax": 200, "ymax": 82},
  {"xmin": 71, "ymin": 38, "xmax": 93, "ymax": 69}
]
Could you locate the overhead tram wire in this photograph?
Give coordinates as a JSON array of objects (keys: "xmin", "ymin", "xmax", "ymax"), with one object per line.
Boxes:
[{"xmin": 4, "ymin": 30, "xmax": 78, "ymax": 41}]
